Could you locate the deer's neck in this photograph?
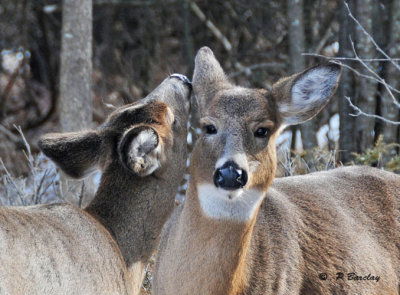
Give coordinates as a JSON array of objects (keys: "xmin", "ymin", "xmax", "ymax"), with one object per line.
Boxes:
[
  {"xmin": 164, "ymin": 184, "xmax": 263, "ymax": 295},
  {"xmin": 85, "ymin": 160, "xmax": 176, "ymax": 270}
]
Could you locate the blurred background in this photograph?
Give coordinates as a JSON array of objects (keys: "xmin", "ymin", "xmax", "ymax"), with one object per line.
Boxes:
[{"xmin": 0, "ymin": 0, "xmax": 399, "ymax": 208}]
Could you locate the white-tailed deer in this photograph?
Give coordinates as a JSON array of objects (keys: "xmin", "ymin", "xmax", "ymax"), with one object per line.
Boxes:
[
  {"xmin": 154, "ymin": 47, "xmax": 400, "ymax": 294},
  {"xmin": 0, "ymin": 74, "xmax": 191, "ymax": 295}
]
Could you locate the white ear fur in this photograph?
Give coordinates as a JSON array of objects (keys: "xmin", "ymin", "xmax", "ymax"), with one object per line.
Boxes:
[
  {"xmin": 127, "ymin": 129, "xmax": 161, "ymax": 176},
  {"xmin": 279, "ymin": 64, "xmax": 341, "ymax": 125}
]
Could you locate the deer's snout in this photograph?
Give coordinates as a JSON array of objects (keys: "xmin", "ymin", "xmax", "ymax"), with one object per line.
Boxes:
[{"xmin": 213, "ymin": 161, "xmax": 248, "ymax": 191}]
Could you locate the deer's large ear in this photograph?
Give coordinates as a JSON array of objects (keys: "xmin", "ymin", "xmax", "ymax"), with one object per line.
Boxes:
[
  {"xmin": 273, "ymin": 64, "xmax": 341, "ymax": 126},
  {"xmin": 38, "ymin": 131, "xmax": 103, "ymax": 179},
  {"xmin": 192, "ymin": 47, "xmax": 231, "ymax": 112},
  {"xmin": 118, "ymin": 126, "xmax": 163, "ymax": 177}
]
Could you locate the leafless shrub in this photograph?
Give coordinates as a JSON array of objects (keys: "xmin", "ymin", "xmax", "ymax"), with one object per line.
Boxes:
[
  {"xmin": 277, "ymin": 147, "xmax": 340, "ymax": 177},
  {"xmin": 0, "ymin": 126, "xmax": 63, "ymax": 206}
]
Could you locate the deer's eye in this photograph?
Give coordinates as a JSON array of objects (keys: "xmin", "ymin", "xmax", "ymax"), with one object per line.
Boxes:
[
  {"xmin": 171, "ymin": 118, "xmax": 179, "ymax": 131},
  {"xmin": 204, "ymin": 124, "xmax": 217, "ymax": 135},
  {"xmin": 254, "ymin": 127, "xmax": 270, "ymax": 138}
]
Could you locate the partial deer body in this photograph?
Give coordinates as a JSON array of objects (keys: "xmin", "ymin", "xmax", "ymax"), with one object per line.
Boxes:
[
  {"xmin": 153, "ymin": 47, "xmax": 400, "ymax": 295},
  {"xmin": 0, "ymin": 74, "xmax": 191, "ymax": 295}
]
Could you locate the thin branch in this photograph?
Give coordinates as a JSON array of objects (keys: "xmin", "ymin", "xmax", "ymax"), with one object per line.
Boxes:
[
  {"xmin": 0, "ymin": 124, "xmax": 20, "ymax": 143},
  {"xmin": 189, "ymin": 2, "xmax": 232, "ymax": 52},
  {"xmin": 34, "ymin": 169, "xmax": 49, "ymax": 204},
  {"xmin": 329, "ymin": 59, "xmax": 400, "ymax": 95},
  {"xmin": 0, "ymin": 158, "xmax": 25, "ymax": 205},
  {"xmin": 188, "ymin": 2, "xmax": 253, "ymax": 75},
  {"xmin": 305, "ymin": 52, "xmax": 400, "ymax": 124},
  {"xmin": 315, "ymin": 23, "xmax": 333, "ymax": 54},
  {"xmin": 349, "ymin": 37, "xmax": 381, "ymax": 83},
  {"xmin": 348, "ymin": 37, "xmax": 400, "ymax": 109},
  {"xmin": 345, "ymin": 96, "xmax": 400, "ymax": 125},
  {"xmin": 0, "ymin": 55, "xmax": 26, "ymax": 121},
  {"xmin": 344, "ymin": 1, "xmax": 400, "ymax": 72},
  {"xmin": 228, "ymin": 62, "xmax": 286, "ymax": 78},
  {"xmin": 14, "ymin": 125, "xmax": 39, "ymax": 204},
  {"xmin": 14, "ymin": 125, "xmax": 33, "ymax": 161},
  {"xmin": 37, "ymin": 179, "xmax": 53, "ymax": 204},
  {"xmin": 302, "ymin": 53, "xmax": 400, "ymax": 62}
]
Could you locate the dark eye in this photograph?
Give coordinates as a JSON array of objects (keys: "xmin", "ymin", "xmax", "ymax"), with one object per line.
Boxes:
[
  {"xmin": 204, "ymin": 124, "xmax": 217, "ymax": 135},
  {"xmin": 254, "ymin": 127, "xmax": 270, "ymax": 138}
]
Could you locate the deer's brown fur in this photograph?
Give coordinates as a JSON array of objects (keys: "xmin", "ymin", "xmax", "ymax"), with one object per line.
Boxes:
[
  {"xmin": 153, "ymin": 47, "xmax": 400, "ymax": 295},
  {"xmin": 0, "ymin": 75, "xmax": 191, "ymax": 295}
]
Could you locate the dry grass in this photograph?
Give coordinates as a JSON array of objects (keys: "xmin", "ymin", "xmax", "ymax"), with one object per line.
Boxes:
[
  {"xmin": 0, "ymin": 127, "xmax": 63, "ymax": 206},
  {"xmin": 276, "ymin": 147, "xmax": 339, "ymax": 177}
]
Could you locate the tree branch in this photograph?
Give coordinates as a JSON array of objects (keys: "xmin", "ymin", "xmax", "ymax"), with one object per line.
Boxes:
[
  {"xmin": 303, "ymin": 53, "xmax": 400, "ymax": 62},
  {"xmin": 344, "ymin": 1, "xmax": 400, "ymax": 72},
  {"xmin": 345, "ymin": 96, "xmax": 400, "ymax": 125},
  {"xmin": 228, "ymin": 62, "xmax": 285, "ymax": 78},
  {"xmin": 189, "ymin": 2, "xmax": 232, "ymax": 52}
]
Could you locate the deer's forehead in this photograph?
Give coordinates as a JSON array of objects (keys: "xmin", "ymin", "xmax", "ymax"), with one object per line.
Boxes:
[{"xmin": 207, "ymin": 89, "xmax": 275, "ymax": 121}]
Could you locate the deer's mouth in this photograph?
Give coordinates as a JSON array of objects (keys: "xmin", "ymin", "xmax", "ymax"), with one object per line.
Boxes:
[
  {"xmin": 226, "ymin": 189, "xmax": 244, "ymax": 200},
  {"xmin": 197, "ymin": 183, "xmax": 264, "ymax": 222}
]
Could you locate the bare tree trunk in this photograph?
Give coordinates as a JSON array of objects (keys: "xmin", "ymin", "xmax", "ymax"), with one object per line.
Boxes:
[
  {"xmin": 60, "ymin": 0, "xmax": 93, "ymax": 131},
  {"xmin": 59, "ymin": 0, "xmax": 93, "ymax": 205},
  {"xmin": 182, "ymin": 0, "xmax": 198, "ymax": 149},
  {"xmin": 354, "ymin": 0, "xmax": 378, "ymax": 152},
  {"xmin": 287, "ymin": 0, "xmax": 317, "ymax": 154},
  {"xmin": 338, "ymin": 0, "xmax": 356, "ymax": 163},
  {"xmin": 381, "ymin": 0, "xmax": 400, "ymax": 160},
  {"xmin": 287, "ymin": 0, "xmax": 305, "ymax": 73}
]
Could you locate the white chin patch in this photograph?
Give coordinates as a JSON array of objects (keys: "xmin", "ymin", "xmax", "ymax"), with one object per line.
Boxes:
[{"xmin": 197, "ymin": 184, "xmax": 264, "ymax": 222}]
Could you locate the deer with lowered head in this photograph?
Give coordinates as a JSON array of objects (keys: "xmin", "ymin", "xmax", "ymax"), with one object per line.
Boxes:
[
  {"xmin": 154, "ymin": 47, "xmax": 400, "ymax": 294},
  {"xmin": 0, "ymin": 74, "xmax": 191, "ymax": 295}
]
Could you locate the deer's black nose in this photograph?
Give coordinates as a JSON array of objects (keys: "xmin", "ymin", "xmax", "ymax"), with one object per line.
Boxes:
[{"xmin": 213, "ymin": 161, "xmax": 248, "ymax": 190}]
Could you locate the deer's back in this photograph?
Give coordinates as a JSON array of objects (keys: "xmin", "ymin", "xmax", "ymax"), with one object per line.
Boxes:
[
  {"xmin": 247, "ymin": 166, "xmax": 400, "ymax": 294},
  {"xmin": 0, "ymin": 203, "xmax": 132, "ymax": 295}
]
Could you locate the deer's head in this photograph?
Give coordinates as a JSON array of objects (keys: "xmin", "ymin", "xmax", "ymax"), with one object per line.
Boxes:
[
  {"xmin": 190, "ymin": 47, "xmax": 340, "ymax": 221},
  {"xmin": 39, "ymin": 75, "xmax": 191, "ymax": 179}
]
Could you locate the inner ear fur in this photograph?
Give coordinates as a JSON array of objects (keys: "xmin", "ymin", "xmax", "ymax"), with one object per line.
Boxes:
[
  {"xmin": 118, "ymin": 125, "xmax": 163, "ymax": 176},
  {"xmin": 273, "ymin": 63, "xmax": 341, "ymax": 126},
  {"xmin": 38, "ymin": 131, "xmax": 103, "ymax": 179}
]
